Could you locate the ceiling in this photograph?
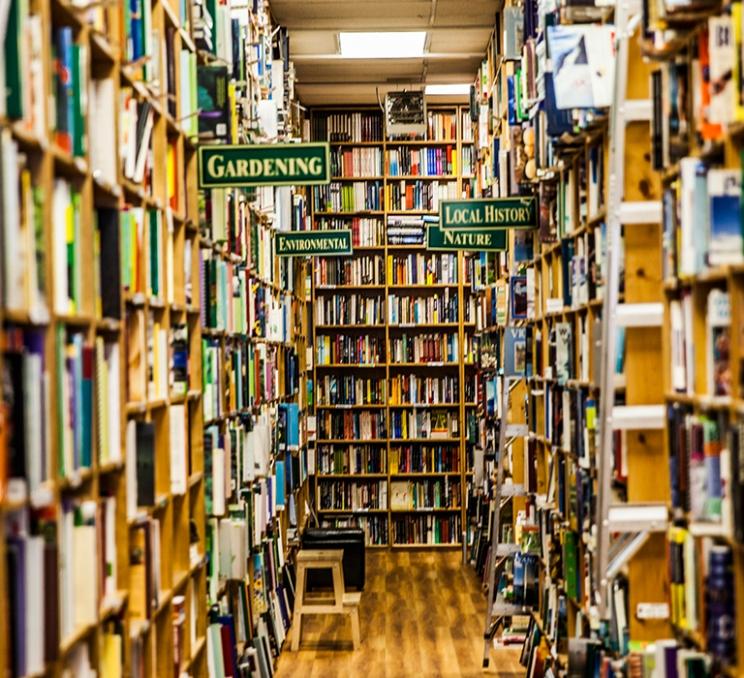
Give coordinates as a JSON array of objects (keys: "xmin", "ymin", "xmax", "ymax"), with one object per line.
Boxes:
[{"xmin": 270, "ymin": 0, "xmax": 499, "ymax": 105}]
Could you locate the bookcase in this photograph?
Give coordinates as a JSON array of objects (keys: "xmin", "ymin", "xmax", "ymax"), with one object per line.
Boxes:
[
  {"xmin": 2, "ymin": 0, "xmax": 310, "ymax": 675},
  {"xmin": 461, "ymin": 3, "xmax": 699, "ymax": 674},
  {"xmin": 648, "ymin": 7, "xmax": 744, "ymax": 676},
  {"xmin": 307, "ymin": 105, "xmax": 479, "ymax": 548},
  {"xmin": 1, "ymin": 0, "xmax": 208, "ymax": 674}
]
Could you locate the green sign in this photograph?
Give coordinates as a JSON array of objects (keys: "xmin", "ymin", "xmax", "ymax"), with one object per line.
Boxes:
[
  {"xmin": 275, "ymin": 230, "xmax": 353, "ymax": 257},
  {"xmin": 198, "ymin": 142, "xmax": 331, "ymax": 188},
  {"xmin": 426, "ymin": 225, "xmax": 507, "ymax": 251},
  {"xmin": 439, "ymin": 197, "xmax": 537, "ymax": 229}
]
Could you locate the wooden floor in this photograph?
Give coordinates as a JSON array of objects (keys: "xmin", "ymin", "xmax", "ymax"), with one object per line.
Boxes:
[{"xmin": 276, "ymin": 550, "xmax": 526, "ymax": 678}]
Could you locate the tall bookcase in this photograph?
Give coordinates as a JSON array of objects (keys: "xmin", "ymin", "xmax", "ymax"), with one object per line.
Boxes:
[
  {"xmin": 1, "ymin": 0, "xmax": 207, "ymax": 675},
  {"xmin": 307, "ymin": 104, "xmax": 479, "ymax": 548},
  {"xmin": 470, "ymin": 9, "xmax": 684, "ymax": 675},
  {"xmin": 469, "ymin": 1, "xmax": 744, "ymax": 674}
]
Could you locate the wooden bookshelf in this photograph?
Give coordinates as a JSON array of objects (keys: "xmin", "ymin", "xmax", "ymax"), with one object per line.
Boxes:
[
  {"xmin": 308, "ymin": 104, "xmax": 477, "ymax": 548},
  {"xmin": 0, "ymin": 0, "xmax": 206, "ymax": 674},
  {"xmin": 465, "ymin": 1, "xmax": 744, "ymax": 673},
  {"xmin": 2, "ymin": 0, "xmax": 312, "ymax": 673}
]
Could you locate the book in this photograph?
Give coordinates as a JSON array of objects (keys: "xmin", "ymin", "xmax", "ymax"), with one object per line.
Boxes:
[
  {"xmin": 706, "ymin": 288, "xmax": 731, "ymax": 397},
  {"xmin": 707, "ymin": 168, "xmax": 742, "ymax": 266},
  {"xmin": 547, "ymin": 25, "xmax": 616, "ymax": 109}
]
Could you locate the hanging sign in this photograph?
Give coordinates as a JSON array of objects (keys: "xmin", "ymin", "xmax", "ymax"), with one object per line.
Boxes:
[
  {"xmin": 439, "ymin": 197, "xmax": 537, "ymax": 230},
  {"xmin": 198, "ymin": 142, "xmax": 331, "ymax": 188},
  {"xmin": 275, "ymin": 230, "xmax": 353, "ymax": 257},
  {"xmin": 426, "ymin": 224, "xmax": 507, "ymax": 251}
]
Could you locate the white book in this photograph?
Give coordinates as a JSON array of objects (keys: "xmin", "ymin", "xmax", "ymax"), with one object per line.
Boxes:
[
  {"xmin": 126, "ymin": 420, "xmax": 138, "ymax": 519},
  {"xmin": 106, "ymin": 342, "xmax": 122, "ymax": 463},
  {"xmin": 212, "ymin": 445, "xmax": 226, "ymax": 516},
  {"xmin": 169, "ymin": 404, "xmax": 188, "ymax": 495},
  {"xmin": 89, "ymin": 78, "xmax": 117, "ymax": 186},
  {"xmin": 22, "ymin": 351, "xmax": 43, "ymax": 493},
  {"xmin": 708, "ymin": 16, "xmax": 736, "ymax": 125},
  {"xmin": 1, "ymin": 132, "xmax": 24, "ymax": 311},
  {"xmin": 104, "ymin": 496, "xmax": 117, "ymax": 598},
  {"xmin": 669, "ymin": 299, "xmax": 687, "ymax": 392},
  {"xmin": 73, "ymin": 514, "xmax": 98, "ymax": 627},
  {"xmin": 52, "ymin": 179, "xmax": 70, "ymax": 314},
  {"xmin": 25, "ymin": 535, "xmax": 45, "ymax": 674}
]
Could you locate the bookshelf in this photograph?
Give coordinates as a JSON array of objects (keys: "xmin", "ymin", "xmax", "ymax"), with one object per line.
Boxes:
[
  {"xmin": 2, "ymin": 0, "xmax": 311, "ymax": 674},
  {"xmin": 468, "ymin": 3, "xmax": 673, "ymax": 675},
  {"xmin": 307, "ymin": 105, "xmax": 478, "ymax": 548},
  {"xmin": 467, "ymin": 0, "xmax": 744, "ymax": 674},
  {"xmin": 1, "ymin": 0, "xmax": 207, "ymax": 674},
  {"xmin": 648, "ymin": 8, "xmax": 744, "ymax": 676}
]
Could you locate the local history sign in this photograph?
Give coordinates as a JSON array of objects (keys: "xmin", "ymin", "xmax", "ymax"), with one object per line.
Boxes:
[{"xmin": 439, "ymin": 197, "xmax": 537, "ymax": 230}]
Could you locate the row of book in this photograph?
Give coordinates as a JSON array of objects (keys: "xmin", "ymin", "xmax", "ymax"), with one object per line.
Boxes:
[
  {"xmin": 314, "ymin": 255, "xmax": 385, "ymax": 286},
  {"xmin": 331, "ymin": 147, "xmax": 383, "ymax": 177},
  {"xmin": 387, "ymin": 145, "xmax": 459, "ymax": 177},
  {"xmin": 669, "ymin": 288, "xmax": 732, "ymax": 397},
  {"xmin": 5, "ymin": 496, "xmax": 123, "ymax": 676},
  {"xmin": 385, "ymin": 179, "xmax": 459, "ymax": 212},
  {"xmin": 316, "ymin": 335, "xmax": 385, "ymax": 366},
  {"xmin": 317, "ymin": 445, "xmax": 387, "ymax": 475},
  {"xmin": 314, "ymin": 181, "xmax": 384, "ymax": 213},
  {"xmin": 389, "ymin": 333, "xmax": 460, "ymax": 364},
  {"xmin": 318, "ymin": 480, "xmax": 387, "ymax": 511},
  {"xmin": 389, "ymin": 410, "xmax": 460, "ymax": 440},
  {"xmin": 309, "ymin": 111, "xmax": 384, "ymax": 143},
  {"xmin": 315, "ymin": 217, "xmax": 385, "ymax": 247},
  {"xmin": 388, "ymin": 292, "xmax": 459, "ymax": 325},
  {"xmin": 314, "ymin": 294, "xmax": 385, "ymax": 326},
  {"xmin": 389, "ymin": 444, "xmax": 461, "ymax": 474},
  {"xmin": 389, "ymin": 374, "xmax": 464, "ymax": 405},
  {"xmin": 392, "ymin": 514, "xmax": 461, "ymax": 545},
  {"xmin": 317, "ymin": 411, "xmax": 387, "ymax": 440},
  {"xmin": 201, "ymin": 251, "xmax": 295, "ymax": 341},
  {"xmin": 316, "ymin": 375, "xmax": 386, "ymax": 405},
  {"xmin": 663, "ymin": 160, "xmax": 743, "ymax": 280},
  {"xmin": 202, "ymin": 339, "xmax": 300, "ymax": 422},
  {"xmin": 388, "ymin": 253, "xmax": 459, "ymax": 285},
  {"xmin": 390, "ymin": 478, "xmax": 462, "ymax": 510}
]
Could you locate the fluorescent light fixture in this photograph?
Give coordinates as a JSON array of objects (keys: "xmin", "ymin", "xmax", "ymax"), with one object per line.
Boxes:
[
  {"xmin": 425, "ymin": 83, "xmax": 471, "ymax": 95},
  {"xmin": 339, "ymin": 31, "xmax": 427, "ymax": 59}
]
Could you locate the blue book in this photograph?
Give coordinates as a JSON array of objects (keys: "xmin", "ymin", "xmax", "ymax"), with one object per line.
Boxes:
[{"xmin": 275, "ymin": 461, "xmax": 285, "ymax": 509}]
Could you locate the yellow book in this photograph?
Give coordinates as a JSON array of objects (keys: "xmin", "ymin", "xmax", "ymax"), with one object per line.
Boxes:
[
  {"xmin": 101, "ymin": 631, "xmax": 122, "ymax": 678},
  {"xmin": 153, "ymin": 321, "xmax": 161, "ymax": 398},
  {"xmin": 66, "ymin": 202, "xmax": 76, "ymax": 313},
  {"xmin": 734, "ymin": 3, "xmax": 744, "ymax": 122}
]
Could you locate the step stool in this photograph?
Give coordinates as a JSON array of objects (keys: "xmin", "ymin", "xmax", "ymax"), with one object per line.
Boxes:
[{"xmin": 291, "ymin": 549, "xmax": 361, "ymax": 651}]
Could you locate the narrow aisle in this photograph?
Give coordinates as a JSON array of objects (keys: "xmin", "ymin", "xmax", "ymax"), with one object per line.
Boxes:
[{"xmin": 276, "ymin": 551, "xmax": 524, "ymax": 678}]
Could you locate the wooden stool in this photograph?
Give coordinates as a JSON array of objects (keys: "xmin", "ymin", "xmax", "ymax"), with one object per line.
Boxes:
[{"xmin": 291, "ymin": 549, "xmax": 361, "ymax": 651}]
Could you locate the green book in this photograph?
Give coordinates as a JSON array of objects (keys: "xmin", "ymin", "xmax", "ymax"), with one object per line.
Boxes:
[
  {"xmin": 562, "ymin": 530, "xmax": 579, "ymax": 600},
  {"xmin": 149, "ymin": 209, "xmax": 160, "ymax": 297},
  {"xmin": 4, "ymin": 0, "xmax": 27, "ymax": 118},
  {"xmin": 71, "ymin": 43, "xmax": 86, "ymax": 157}
]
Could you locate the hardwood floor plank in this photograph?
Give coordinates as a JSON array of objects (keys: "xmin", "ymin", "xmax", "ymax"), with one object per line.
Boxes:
[{"xmin": 276, "ymin": 551, "xmax": 526, "ymax": 677}]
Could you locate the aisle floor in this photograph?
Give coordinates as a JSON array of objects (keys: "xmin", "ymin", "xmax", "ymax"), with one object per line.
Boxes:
[{"xmin": 276, "ymin": 550, "xmax": 526, "ymax": 678}]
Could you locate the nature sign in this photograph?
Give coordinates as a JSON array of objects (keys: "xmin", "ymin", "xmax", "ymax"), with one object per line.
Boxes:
[
  {"xmin": 426, "ymin": 224, "xmax": 507, "ymax": 251},
  {"xmin": 275, "ymin": 230, "xmax": 353, "ymax": 257},
  {"xmin": 439, "ymin": 197, "xmax": 537, "ymax": 230},
  {"xmin": 198, "ymin": 142, "xmax": 331, "ymax": 188}
]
